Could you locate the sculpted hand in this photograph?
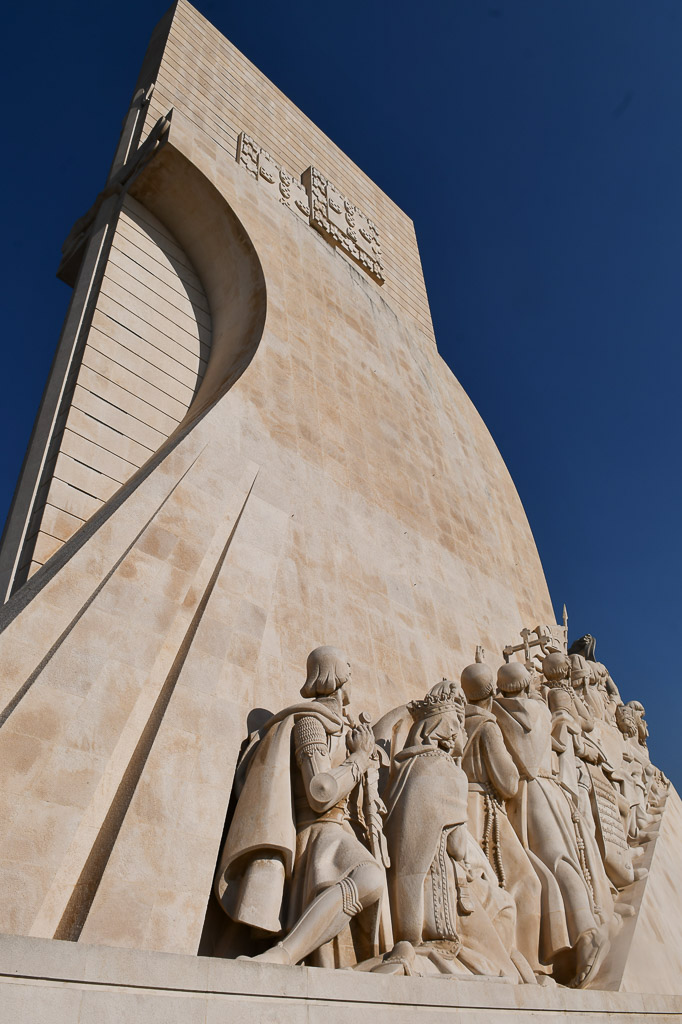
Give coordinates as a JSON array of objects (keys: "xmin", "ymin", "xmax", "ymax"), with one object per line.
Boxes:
[
  {"xmin": 373, "ymin": 795, "xmax": 387, "ymax": 817},
  {"xmin": 347, "ymin": 723, "xmax": 375, "ymax": 769},
  {"xmin": 581, "ymin": 745, "xmax": 602, "ymax": 765}
]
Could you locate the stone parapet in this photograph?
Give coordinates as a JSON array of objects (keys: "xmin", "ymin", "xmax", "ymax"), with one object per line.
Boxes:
[{"xmin": 1, "ymin": 933, "xmax": 681, "ymax": 1024}]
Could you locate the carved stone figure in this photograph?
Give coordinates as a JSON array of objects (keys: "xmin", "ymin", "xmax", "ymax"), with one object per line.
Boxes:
[
  {"xmin": 542, "ymin": 652, "xmax": 636, "ymax": 892},
  {"xmin": 213, "ymin": 632, "xmax": 668, "ymax": 987},
  {"xmin": 493, "ymin": 662, "xmax": 614, "ymax": 988},
  {"xmin": 630, "ymin": 702, "xmax": 668, "ymax": 814},
  {"xmin": 373, "ymin": 678, "xmax": 465, "ymax": 797},
  {"xmin": 627, "ymin": 700, "xmax": 649, "ymax": 748},
  {"xmin": 564, "ymin": 649, "xmax": 640, "ymax": 876},
  {"xmin": 615, "ymin": 702, "xmax": 659, "ymax": 841},
  {"xmin": 542, "ymin": 652, "xmax": 591, "ymax": 801},
  {"xmin": 378, "ymin": 689, "xmax": 527, "ymax": 980},
  {"xmin": 214, "ymin": 646, "xmax": 384, "ymax": 967},
  {"xmin": 647, "ymin": 765, "xmax": 670, "ymax": 810},
  {"xmin": 460, "ymin": 660, "xmax": 543, "ymax": 970},
  {"xmin": 568, "ymin": 635, "xmax": 622, "ymax": 725},
  {"xmin": 592, "ymin": 661, "xmax": 622, "ymax": 722}
]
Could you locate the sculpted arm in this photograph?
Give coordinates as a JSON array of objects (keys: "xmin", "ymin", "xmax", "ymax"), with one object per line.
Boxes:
[
  {"xmin": 294, "ymin": 716, "xmax": 372, "ymax": 814},
  {"xmin": 482, "ymin": 725, "xmax": 519, "ymax": 800},
  {"xmin": 573, "ymin": 692, "xmax": 594, "ymax": 733},
  {"xmin": 605, "ymin": 671, "xmax": 622, "ymax": 703}
]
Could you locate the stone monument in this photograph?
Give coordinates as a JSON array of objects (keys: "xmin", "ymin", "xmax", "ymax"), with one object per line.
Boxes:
[{"xmin": 0, "ymin": 3, "xmax": 680, "ymax": 1020}]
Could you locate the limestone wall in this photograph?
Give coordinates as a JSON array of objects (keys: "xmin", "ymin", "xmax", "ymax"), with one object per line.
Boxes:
[
  {"xmin": 0, "ymin": 0, "xmax": 557, "ymax": 958},
  {"xmin": 619, "ymin": 787, "xmax": 682, "ymax": 994}
]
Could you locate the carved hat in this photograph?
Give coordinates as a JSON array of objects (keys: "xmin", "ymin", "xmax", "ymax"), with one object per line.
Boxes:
[
  {"xmin": 460, "ymin": 662, "xmax": 495, "ymax": 702},
  {"xmin": 496, "ymin": 661, "xmax": 530, "ymax": 695}
]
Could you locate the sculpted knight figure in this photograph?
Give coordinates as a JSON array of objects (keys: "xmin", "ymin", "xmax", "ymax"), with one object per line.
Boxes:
[
  {"xmin": 460, "ymin": 660, "xmax": 543, "ymax": 970},
  {"xmin": 493, "ymin": 662, "xmax": 614, "ymax": 988},
  {"xmin": 378, "ymin": 688, "xmax": 528, "ymax": 980},
  {"xmin": 214, "ymin": 646, "xmax": 385, "ymax": 967}
]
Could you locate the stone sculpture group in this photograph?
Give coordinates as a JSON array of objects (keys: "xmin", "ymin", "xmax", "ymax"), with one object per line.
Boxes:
[{"xmin": 214, "ymin": 635, "xmax": 667, "ymax": 989}]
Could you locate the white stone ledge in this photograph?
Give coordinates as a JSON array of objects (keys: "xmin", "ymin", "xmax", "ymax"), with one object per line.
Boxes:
[{"xmin": 0, "ymin": 933, "xmax": 681, "ymax": 1023}]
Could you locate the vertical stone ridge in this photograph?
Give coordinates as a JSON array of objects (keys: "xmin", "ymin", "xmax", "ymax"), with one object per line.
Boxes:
[
  {"xmin": 0, "ymin": 4, "xmax": 176, "ymax": 604},
  {"xmin": 0, "ymin": 446, "xmax": 205, "ymax": 729},
  {"xmin": 52, "ymin": 473, "xmax": 257, "ymax": 942},
  {"xmin": 0, "ymin": 199, "xmax": 121, "ymax": 604}
]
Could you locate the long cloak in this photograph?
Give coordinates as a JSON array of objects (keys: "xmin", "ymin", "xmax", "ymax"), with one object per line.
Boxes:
[
  {"xmin": 215, "ymin": 700, "xmax": 345, "ymax": 933},
  {"xmin": 493, "ymin": 696, "xmax": 608, "ymax": 965}
]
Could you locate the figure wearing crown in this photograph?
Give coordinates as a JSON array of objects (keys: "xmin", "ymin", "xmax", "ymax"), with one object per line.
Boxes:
[{"xmin": 375, "ymin": 683, "xmax": 533, "ymax": 980}]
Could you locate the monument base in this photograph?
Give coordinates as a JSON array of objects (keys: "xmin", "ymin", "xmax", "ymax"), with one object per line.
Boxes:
[{"xmin": 1, "ymin": 933, "xmax": 680, "ymax": 1023}]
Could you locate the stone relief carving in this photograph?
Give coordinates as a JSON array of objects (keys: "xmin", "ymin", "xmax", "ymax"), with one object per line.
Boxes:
[
  {"xmin": 460, "ymin": 659, "xmax": 543, "ymax": 970},
  {"xmin": 503, "ymin": 614, "xmax": 568, "ymax": 668},
  {"xmin": 236, "ymin": 132, "xmax": 311, "ymax": 225},
  {"xmin": 215, "ymin": 633, "xmax": 668, "ymax": 989},
  {"xmin": 235, "ymin": 133, "xmax": 385, "ymax": 283},
  {"xmin": 301, "ymin": 167, "xmax": 385, "ymax": 284},
  {"xmin": 376, "ymin": 687, "xmax": 531, "ymax": 981}
]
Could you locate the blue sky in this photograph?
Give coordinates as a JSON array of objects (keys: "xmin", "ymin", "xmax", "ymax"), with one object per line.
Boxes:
[{"xmin": 1, "ymin": 1, "xmax": 680, "ymax": 783}]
